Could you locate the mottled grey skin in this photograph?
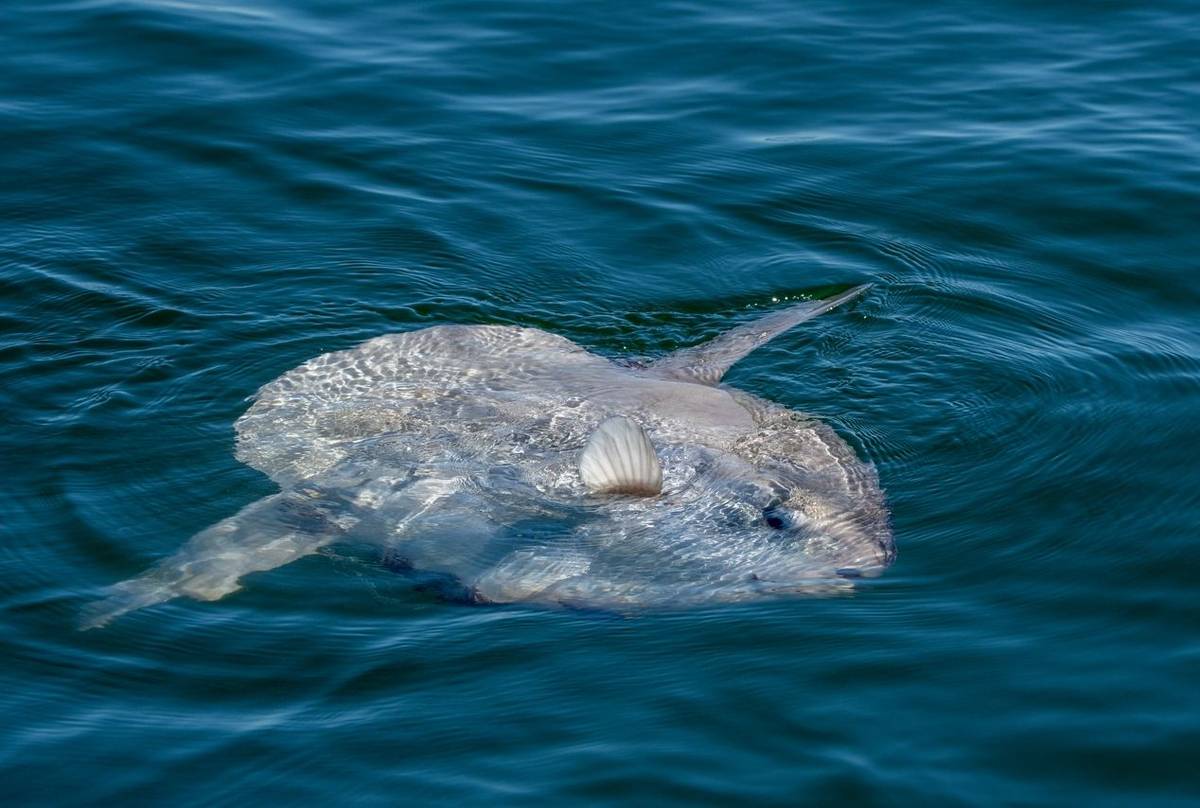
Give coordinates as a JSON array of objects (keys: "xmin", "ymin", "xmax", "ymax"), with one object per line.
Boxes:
[{"xmin": 82, "ymin": 286, "xmax": 891, "ymax": 628}]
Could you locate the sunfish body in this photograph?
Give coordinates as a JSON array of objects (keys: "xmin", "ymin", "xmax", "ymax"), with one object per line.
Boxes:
[{"xmin": 82, "ymin": 285, "xmax": 892, "ymax": 628}]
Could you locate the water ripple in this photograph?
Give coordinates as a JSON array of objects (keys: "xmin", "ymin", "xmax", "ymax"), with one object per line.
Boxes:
[{"xmin": 1, "ymin": 0, "xmax": 1198, "ymax": 802}]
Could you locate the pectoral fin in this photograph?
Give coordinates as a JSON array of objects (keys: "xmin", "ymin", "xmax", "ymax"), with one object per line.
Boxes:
[
  {"xmin": 578, "ymin": 416, "xmax": 662, "ymax": 496},
  {"xmin": 80, "ymin": 485, "xmax": 358, "ymax": 629}
]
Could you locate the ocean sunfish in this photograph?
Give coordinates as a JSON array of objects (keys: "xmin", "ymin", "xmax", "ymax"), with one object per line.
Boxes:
[{"xmin": 82, "ymin": 285, "xmax": 892, "ymax": 628}]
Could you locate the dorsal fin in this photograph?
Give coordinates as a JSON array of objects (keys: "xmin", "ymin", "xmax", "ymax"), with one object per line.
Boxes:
[
  {"xmin": 648, "ymin": 284, "xmax": 870, "ymax": 385},
  {"xmin": 578, "ymin": 416, "xmax": 663, "ymax": 496}
]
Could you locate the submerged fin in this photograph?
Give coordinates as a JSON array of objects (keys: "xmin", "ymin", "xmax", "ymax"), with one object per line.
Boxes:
[
  {"xmin": 473, "ymin": 548, "xmax": 593, "ymax": 602},
  {"xmin": 649, "ymin": 284, "xmax": 871, "ymax": 385},
  {"xmin": 578, "ymin": 416, "xmax": 663, "ymax": 496},
  {"xmin": 80, "ymin": 486, "xmax": 356, "ymax": 629}
]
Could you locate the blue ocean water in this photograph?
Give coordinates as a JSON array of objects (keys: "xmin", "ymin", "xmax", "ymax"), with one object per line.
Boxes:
[{"xmin": 2, "ymin": 0, "xmax": 1198, "ymax": 803}]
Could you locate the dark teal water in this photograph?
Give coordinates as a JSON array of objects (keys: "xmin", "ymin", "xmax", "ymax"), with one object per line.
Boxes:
[{"xmin": 2, "ymin": 1, "xmax": 1198, "ymax": 803}]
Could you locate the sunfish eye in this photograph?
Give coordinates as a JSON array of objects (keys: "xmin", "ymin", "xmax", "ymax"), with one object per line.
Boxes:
[{"xmin": 762, "ymin": 506, "xmax": 789, "ymax": 530}]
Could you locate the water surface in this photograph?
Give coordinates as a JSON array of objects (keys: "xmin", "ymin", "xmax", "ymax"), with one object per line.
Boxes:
[{"xmin": 1, "ymin": 0, "xmax": 1198, "ymax": 804}]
